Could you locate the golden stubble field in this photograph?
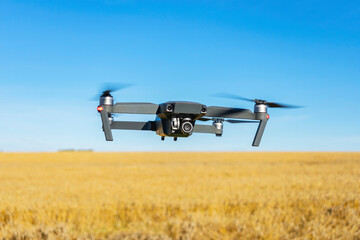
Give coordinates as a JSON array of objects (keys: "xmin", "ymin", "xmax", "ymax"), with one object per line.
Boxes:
[{"xmin": 0, "ymin": 152, "xmax": 359, "ymax": 240}]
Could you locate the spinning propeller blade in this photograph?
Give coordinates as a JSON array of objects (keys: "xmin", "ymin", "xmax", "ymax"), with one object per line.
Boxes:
[
  {"xmin": 91, "ymin": 83, "xmax": 134, "ymax": 101},
  {"xmin": 102, "ymin": 83, "xmax": 133, "ymax": 94},
  {"xmin": 214, "ymin": 93, "xmax": 302, "ymax": 108}
]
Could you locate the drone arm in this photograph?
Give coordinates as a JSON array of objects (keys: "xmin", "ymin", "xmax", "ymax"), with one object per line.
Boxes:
[
  {"xmin": 193, "ymin": 125, "xmax": 222, "ymax": 135},
  {"xmin": 252, "ymin": 119, "xmax": 268, "ymax": 147},
  {"xmin": 100, "ymin": 110, "xmax": 113, "ymax": 141},
  {"xmin": 206, "ymin": 106, "xmax": 255, "ymax": 120},
  {"xmin": 110, "ymin": 121, "xmax": 156, "ymax": 131},
  {"xmin": 111, "ymin": 103, "xmax": 159, "ymax": 114}
]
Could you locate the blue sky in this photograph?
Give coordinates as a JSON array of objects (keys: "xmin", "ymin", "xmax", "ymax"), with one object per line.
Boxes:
[{"xmin": 1, "ymin": 0, "xmax": 359, "ymax": 152}]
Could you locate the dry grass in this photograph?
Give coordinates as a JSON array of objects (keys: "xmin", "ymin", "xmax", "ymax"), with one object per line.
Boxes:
[{"xmin": 0, "ymin": 152, "xmax": 359, "ymax": 240}]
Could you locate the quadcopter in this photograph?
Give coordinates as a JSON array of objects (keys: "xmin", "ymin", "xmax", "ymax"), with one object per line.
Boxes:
[{"xmin": 96, "ymin": 85, "xmax": 300, "ymax": 147}]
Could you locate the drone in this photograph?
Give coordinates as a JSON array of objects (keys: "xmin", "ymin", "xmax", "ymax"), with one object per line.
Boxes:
[{"xmin": 96, "ymin": 85, "xmax": 300, "ymax": 147}]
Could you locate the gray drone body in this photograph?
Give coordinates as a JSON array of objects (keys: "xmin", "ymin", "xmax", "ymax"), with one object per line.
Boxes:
[{"xmin": 96, "ymin": 91, "xmax": 277, "ymax": 146}]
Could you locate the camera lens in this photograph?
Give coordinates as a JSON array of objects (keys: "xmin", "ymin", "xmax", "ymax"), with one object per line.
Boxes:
[{"xmin": 181, "ymin": 122, "xmax": 193, "ymax": 134}]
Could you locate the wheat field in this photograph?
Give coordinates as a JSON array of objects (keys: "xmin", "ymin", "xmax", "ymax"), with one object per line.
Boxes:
[{"xmin": 0, "ymin": 152, "xmax": 359, "ymax": 240}]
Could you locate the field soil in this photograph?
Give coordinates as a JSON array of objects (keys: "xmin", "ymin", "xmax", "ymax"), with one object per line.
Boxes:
[{"xmin": 0, "ymin": 152, "xmax": 359, "ymax": 240}]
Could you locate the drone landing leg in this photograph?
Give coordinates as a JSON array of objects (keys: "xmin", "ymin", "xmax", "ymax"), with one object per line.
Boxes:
[
  {"xmin": 161, "ymin": 136, "xmax": 165, "ymax": 141},
  {"xmin": 252, "ymin": 119, "xmax": 268, "ymax": 147},
  {"xmin": 100, "ymin": 110, "xmax": 113, "ymax": 141}
]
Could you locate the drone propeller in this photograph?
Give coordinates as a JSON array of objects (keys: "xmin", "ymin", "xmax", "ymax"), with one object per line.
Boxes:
[
  {"xmin": 198, "ymin": 118, "xmax": 258, "ymax": 124},
  {"xmin": 214, "ymin": 93, "xmax": 302, "ymax": 108},
  {"xmin": 91, "ymin": 83, "xmax": 133, "ymax": 101},
  {"xmin": 102, "ymin": 83, "xmax": 133, "ymax": 93}
]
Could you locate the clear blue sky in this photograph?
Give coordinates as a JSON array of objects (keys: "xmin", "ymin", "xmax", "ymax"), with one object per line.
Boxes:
[{"xmin": 1, "ymin": 0, "xmax": 359, "ymax": 152}]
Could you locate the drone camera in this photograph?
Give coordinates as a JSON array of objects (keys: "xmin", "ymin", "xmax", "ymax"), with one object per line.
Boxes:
[
  {"xmin": 180, "ymin": 118, "xmax": 194, "ymax": 135},
  {"xmin": 181, "ymin": 121, "xmax": 193, "ymax": 134}
]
